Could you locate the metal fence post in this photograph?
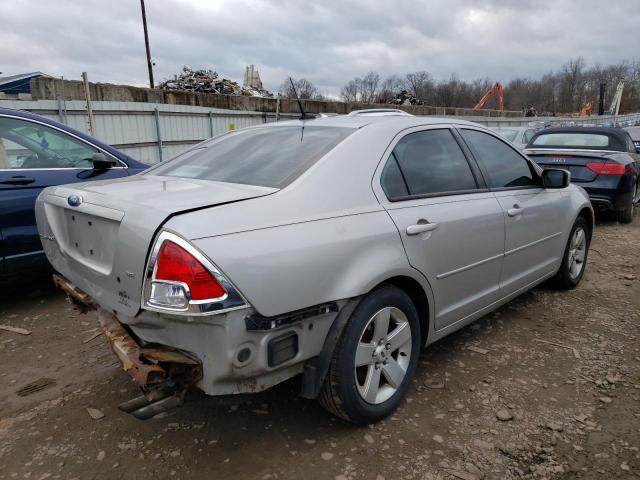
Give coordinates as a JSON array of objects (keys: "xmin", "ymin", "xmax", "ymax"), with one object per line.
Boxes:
[
  {"xmin": 208, "ymin": 111, "xmax": 214, "ymax": 138},
  {"xmin": 56, "ymin": 96, "xmax": 66, "ymax": 124},
  {"xmin": 154, "ymin": 108, "xmax": 163, "ymax": 162},
  {"xmin": 81, "ymin": 72, "xmax": 94, "ymax": 135}
]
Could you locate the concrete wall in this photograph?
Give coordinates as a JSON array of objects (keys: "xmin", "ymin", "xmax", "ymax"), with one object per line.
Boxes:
[{"xmin": 30, "ymin": 77, "xmax": 522, "ymax": 117}]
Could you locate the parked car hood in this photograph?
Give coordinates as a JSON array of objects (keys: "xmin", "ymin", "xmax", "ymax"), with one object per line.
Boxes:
[{"xmin": 35, "ymin": 175, "xmax": 277, "ymax": 317}]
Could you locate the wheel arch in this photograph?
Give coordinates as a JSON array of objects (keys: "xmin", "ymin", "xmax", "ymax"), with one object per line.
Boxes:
[
  {"xmin": 300, "ymin": 272, "xmax": 433, "ymax": 400},
  {"xmin": 576, "ymin": 205, "xmax": 594, "ymax": 242},
  {"xmin": 371, "ymin": 275, "xmax": 430, "ymax": 346}
]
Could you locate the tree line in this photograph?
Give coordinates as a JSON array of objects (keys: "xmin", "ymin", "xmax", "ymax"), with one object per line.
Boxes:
[{"xmin": 280, "ymin": 58, "xmax": 640, "ymax": 114}]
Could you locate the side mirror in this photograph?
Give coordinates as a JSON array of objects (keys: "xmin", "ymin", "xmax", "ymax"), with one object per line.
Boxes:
[
  {"xmin": 91, "ymin": 153, "xmax": 117, "ymax": 170},
  {"xmin": 542, "ymin": 168, "xmax": 570, "ymax": 189}
]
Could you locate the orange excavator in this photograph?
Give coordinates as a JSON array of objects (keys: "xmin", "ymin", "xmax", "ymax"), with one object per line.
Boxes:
[
  {"xmin": 571, "ymin": 101, "xmax": 592, "ymax": 118},
  {"xmin": 474, "ymin": 82, "xmax": 504, "ymax": 111}
]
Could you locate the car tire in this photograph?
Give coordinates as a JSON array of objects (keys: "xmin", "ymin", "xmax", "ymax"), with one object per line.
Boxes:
[
  {"xmin": 617, "ymin": 185, "xmax": 636, "ymax": 224},
  {"xmin": 552, "ymin": 217, "xmax": 590, "ymax": 290},
  {"xmin": 318, "ymin": 285, "xmax": 421, "ymax": 425}
]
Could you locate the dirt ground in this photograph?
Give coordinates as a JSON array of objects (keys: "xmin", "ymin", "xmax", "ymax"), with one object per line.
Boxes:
[{"xmin": 0, "ymin": 213, "xmax": 639, "ymax": 480}]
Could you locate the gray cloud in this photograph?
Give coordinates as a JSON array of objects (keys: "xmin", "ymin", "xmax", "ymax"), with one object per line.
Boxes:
[{"xmin": 1, "ymin": 0, "xmax": 639, "ymax": 97}]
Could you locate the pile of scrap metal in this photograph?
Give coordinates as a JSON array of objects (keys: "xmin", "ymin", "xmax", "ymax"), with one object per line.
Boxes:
[
  {"xmin": 160, "ymin": 66, "xmax": 272, "ymax": 97},
  {"xmin": 388, "ymin": 90, "xmax": 424, "ymax": 106}
]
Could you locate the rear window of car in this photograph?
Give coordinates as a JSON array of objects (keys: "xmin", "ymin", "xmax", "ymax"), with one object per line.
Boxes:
[
  {"xmin": 531, "ymin": 133, "xmax": 610, "ymax": 148},
  {"xmin": 150, "ymin": 126, "xmax": 355, "ymax": 188}
]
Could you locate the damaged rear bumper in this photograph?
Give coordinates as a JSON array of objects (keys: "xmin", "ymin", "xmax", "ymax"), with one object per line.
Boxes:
[
  {"xmin": 53, "ymin": 273, "xmax": 342, "ymax": 416},
  {"xmin": 96, "ymin": 309, "xmax": 202, "ymax": 392},
  {"xmin": 54, "ymin": 273, "xmax": 203, "ymax": 418}
]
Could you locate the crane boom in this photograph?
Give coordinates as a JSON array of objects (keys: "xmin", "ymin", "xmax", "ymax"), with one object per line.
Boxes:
[
  {"xmin": 607, "ymin": 80, "xmax": 624, "ymax": 116},
  {"xmin": 474, "ymin": 82, "xmax": 504, "ymax": 111}
]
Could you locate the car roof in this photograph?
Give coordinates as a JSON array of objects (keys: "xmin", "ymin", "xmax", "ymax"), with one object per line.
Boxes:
[
  {"xmin": 0, "ymin": 107, "xmax": 143, "ymax": 166},
  {"xmin": 272, "ymin": 114, "xmax": 483, "ymax": 130},
  {"xmin": 535, "ymin": 126, "xmax": 629, "ymax": 137},
  {"xmin": 528, "ymin": 126, "xmax": 631, "ymax": 152}
]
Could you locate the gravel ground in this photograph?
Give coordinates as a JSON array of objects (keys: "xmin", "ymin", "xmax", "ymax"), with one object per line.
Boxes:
[{"xmin": 0, "ymin": 213, "xmax": 639, "ymax": 480}]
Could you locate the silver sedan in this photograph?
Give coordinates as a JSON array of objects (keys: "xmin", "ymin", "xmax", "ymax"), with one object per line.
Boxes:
[{"xmin": 35, "ymin": 115, "xmax": 593, "ymax": 424}]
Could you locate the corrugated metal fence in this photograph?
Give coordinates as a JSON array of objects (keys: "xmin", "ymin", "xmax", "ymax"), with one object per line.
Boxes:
[
  {"xmin": 0, "ymin": 99, "xmax": 297, "ymax": 164},
  {"xmin": 1, "ymin": 99, "xmax": 639, "ymax": 165}
]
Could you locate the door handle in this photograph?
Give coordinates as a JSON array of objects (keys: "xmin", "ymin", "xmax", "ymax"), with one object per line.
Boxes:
[
  {"xmin": 507, "ymin": 205, "xmax": 524, "ymax": 217},
  {"xmin": 406, "ymin": 221, "xmax": 439, "ymax": 236},
  {"xmin": 0, "ymin": 176, "xmax": 36, "ymax": 185}
]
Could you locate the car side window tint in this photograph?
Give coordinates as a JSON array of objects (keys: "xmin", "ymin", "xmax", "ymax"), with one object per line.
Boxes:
[
  {"xmin": 385, "ymin": 129, "xmax": 477, "ymax": 198},
  {"xmin": 460, "ymin": 129, "xmax": 537, "ymax": 189},
  {"xmin": 380, "ymin": 153, "xmax": 409, "ymax": 198},
  {"xmin": 0, "ymin": 116, "xmax": 99, "ymax": 169}
]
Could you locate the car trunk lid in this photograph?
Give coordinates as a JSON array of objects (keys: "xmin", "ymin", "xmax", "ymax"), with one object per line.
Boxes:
[
  {"xmin": 525, "ymin": 149, "xmax": 619, "ymax": 182},
  {"xmin": 36, "ymin": 175, "xmax": 277, "ymax": 317}
]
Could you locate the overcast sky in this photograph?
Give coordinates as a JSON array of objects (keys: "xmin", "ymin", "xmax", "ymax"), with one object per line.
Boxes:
[{"xmin": 2, "ymin": 0, "xmax": 639, "ymax": 97}]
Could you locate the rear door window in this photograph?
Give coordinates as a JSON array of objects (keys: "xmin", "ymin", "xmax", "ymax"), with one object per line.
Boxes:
[
  {"xmin": 381, "ymin": 129, "xmax": 478, "ymax": 199},
  {"xmin": 460, "ymin": 129, "xmax": 537, "ymax": 189}
]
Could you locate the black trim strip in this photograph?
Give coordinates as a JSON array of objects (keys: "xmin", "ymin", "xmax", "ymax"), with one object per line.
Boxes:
[{"xmin": 245, "ymin": 302, "xmax": 338, "ymax": 331}]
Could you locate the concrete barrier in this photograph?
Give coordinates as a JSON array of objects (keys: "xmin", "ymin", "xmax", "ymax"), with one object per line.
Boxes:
[{"xmin": 29, "ymin": 77, "xmax": 521, "ymax": 117}]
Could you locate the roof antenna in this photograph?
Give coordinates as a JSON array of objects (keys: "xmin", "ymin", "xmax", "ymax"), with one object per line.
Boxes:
[{"xmin": 289, "ymin": 77, "xmax": 310, "ymax": 120}]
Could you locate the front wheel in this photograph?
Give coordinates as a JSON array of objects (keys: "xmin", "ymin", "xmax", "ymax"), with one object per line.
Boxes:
[
  {"xmin": 318, "ymin": 285, "xmax": 421, "ymax": 425},
  {"xmin": 552, "ymin": 217, "xmax": 590, "ymax": 289}
]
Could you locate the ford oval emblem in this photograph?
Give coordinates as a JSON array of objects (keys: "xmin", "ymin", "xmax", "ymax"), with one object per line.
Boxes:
[{"xmin": 67, "ymin": 194, "xmax": 83, "ymax": 207}]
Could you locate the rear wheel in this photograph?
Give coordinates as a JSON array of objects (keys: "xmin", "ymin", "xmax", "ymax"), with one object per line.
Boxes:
[
  {"xmin": 552, "ymin": 217, "xmax": 590, "ymax": 289},
  {"xmin": 617, "ymin": 184, "xmax": 637, "ymax": 223},
  {"xmin": 318, "ymin": 285, "xmax": 420, "ymax": 425}
]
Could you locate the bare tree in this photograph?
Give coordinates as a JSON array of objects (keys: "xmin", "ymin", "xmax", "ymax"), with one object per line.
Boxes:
[
  {"xmin": 559, "ymin": 57, "xmax": 585, "ymax": 112},
  {"xmin": 378, "ymin": 75, "xmax": 407, "ymax": 103},
  {"xmin": 340, "ymin": 79, "xmax": 359, "ymax": 102},
  {"xmin": 358, "ymin": 71, "xmax": 380, "ymax": 103},
  {"xmin": 405, "ymin": 71, "xmax": 434, "ymax": 102},
  {"xmin": 335, "ymin": 58, "xmax": 640, "ymax": 114},
  {"xmin": 279, "ymin": 78, "xmax": 322, "ymax": 100}
]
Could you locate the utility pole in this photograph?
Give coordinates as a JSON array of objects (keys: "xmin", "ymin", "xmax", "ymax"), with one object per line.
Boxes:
[{"xmin": 140, "ymin": 0, "xmax": 154, "ymax": 89}]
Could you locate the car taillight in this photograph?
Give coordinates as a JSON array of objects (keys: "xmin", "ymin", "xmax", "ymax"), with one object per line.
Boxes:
[
  {"xmin": 586, "ymin": 162, "xmax": 625, "ymax": 175},
  {"xmin": 143, "ymin": 231, "xmax": 247, "ymax": 315},
  {"xmin": 155, "ymin": 241, "xmax": 226, "ymax": 300}
]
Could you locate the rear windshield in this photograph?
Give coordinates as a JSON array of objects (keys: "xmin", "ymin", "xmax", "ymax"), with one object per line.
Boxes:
[
  {"xmin": 531, "ymin": 133, "xmax": 610, "ymax": 148},
  {"xmin": 150, "ymin": 126, "xmax": 354, "ymax": 188}
]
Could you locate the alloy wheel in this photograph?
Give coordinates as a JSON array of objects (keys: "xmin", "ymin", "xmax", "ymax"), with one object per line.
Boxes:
[
  {"xmin": 568, "ymin": 227, "xmax": 587, "ymax": 280},
  {"xmin": 354, "ymin": 307, "xmax": 412, "ymax": 404}
]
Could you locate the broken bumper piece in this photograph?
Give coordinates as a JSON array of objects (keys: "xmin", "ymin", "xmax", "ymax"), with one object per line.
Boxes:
[{"xmin": 53, "ymin": 274, "xmax": 203, "ymax": 419}]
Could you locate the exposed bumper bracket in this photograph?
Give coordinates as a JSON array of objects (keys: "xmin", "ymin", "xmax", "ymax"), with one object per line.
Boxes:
[{"xmin": 52, "ymin": 273, "xmax": 203, "ymax": 420}]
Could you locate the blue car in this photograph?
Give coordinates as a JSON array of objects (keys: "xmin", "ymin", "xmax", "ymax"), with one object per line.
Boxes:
[{"xmin": 0, "ymin": 108, "xmax": 148, "ymax": 276}]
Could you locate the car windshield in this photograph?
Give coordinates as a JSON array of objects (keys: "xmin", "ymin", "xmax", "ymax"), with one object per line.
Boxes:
[
  {"xmin": 150, "ymin": 126, "xmax": 354, "ymax": 188},
  {"xmin": 531, "ymin": 133, "xmax": 610, "ymax": 148},
  {"xmin": 494, "ymin": 129, "xmax": 518, "ymax": 141}
]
